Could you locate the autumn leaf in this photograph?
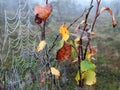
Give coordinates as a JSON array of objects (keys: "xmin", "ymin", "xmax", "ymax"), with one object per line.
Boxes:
[
  {"xmin": 90, "ymin": 46, "xmax": 97, "ymax": 55},
  {"xmin": 50, "ymin": 67, "xmax": 60, "ymax": 79},
  {"xmin": 84, "ymin": 70, "xmax": 96, "ymax": 85},
  {"xmin": 34, "ymin": 4, "xmax": 52, "ymax": 24},
  {"xmin": 59, "ymin": 39, "xmax": 64, "ymax": 48},
  {"xmin": 100, "ymin": 7, "xmax": 117, "ymax": 27},
  {"xmin": 75, "ymin": 70, "xmax": 96, "ymax": 85},
  {"xmin": 81, "ymin": 60, "xmax": 96, "ymax": 72},
  {"xmin": 86, "ymin": 51, "xmax": 92, "ymax": 60},
  {"xmin": 71, "ymin": 58, "xmax": 78, "ymax": 65},
  {"xmin": 56, "ymin": 42, "xmax": 71, "ymax": 61},
  {"xmin": 75, "ymin": 70, "xmax": 84, "ymax": 84},
  {"xmin": 36, "ymin": 40, "xmax": 46, "ymax": 53},
  {"xmin": 91, "ymin": 32, "xmax": 95, "ymax": 36},
  {"xmin": 69, "ymin": 40, "xmax": 77, "ymax": 60},
  {"xmin": 59, "ymin": 23, "xmax": 70, "ymax": 41}
]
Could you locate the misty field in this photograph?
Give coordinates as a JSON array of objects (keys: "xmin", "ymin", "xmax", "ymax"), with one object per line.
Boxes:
[{"xmin": 0, "ymin": 0, "xmax": 120, "ymax": 90}]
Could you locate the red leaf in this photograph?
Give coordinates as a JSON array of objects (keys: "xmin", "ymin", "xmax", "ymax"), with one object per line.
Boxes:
[{"xmin": 56, "ymin": 42, "xmax": 71, "ymax": 61}]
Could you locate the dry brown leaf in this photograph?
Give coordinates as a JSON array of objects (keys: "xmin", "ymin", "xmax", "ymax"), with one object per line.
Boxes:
[
  {"xmin": 56, "ymin": 42, "xmax": 71, "ymax": 61},
  {"xmin": 34, "ymin": 4, "xmax": 52, "ymax": 23},
  {"xmin": 100, "ymin": 7, "xmax": 117, "ymax": 27}
]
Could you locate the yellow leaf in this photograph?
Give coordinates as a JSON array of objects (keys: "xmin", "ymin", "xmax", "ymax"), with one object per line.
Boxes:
[
  {"xmin": 86, "ymin": 51, "xmax": 92, "ymax": 60},
  {"xmin": 59, "ymin": 23, "xmax": 69, "ymax": 41},
  {"xmin": 75, "ymin": 70, "xmax": 96, "ymax": 86},
  {"xmin": 75, "ymin": 37, "xmax": 80, "ymax": 48},
  {"xmin": 50, "ymin": 67, "xmax": 60, "ymax": 77},
  {"xmin": 75, "ymin": 70, "xmax": 85, "ymax": 84},
  {"xmin": 36, "ymin": 40, "xmax": 46, "ymax": 53},
  {"xmin": 84, "ymin": 70, "xmax": 96, "ymax": 86}
]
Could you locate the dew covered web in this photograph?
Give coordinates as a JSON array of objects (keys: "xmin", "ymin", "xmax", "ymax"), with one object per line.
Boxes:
[{"xmin": 0, "ymin": 0, "xmax": 58, "ymax": 89}]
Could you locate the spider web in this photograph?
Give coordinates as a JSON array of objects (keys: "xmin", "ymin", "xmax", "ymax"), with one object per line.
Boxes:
[
  {"xmin": 0, "ymin": 0, "xmax": 71, "ymax": 89},
  {"xmin": 0, "ymin": 0, "xmax": 51, "ymax": 89}
]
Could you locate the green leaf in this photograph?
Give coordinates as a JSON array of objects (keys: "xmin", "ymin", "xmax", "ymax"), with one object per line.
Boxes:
[
  {"xmin": 83, "ymin": 70, "xmax": 96, "ymax": 85},
  {"xmin": 75, "ymin": 70, "xmax": 84, "ymax": 84},
  {"xmin": 59, "ymin": 39, "xmax": 64, "ymax": 48},
  {"xmin": 81, "ymin": 60, "xmax": 96, "ymax": 72},
  {"xmin": 70, "ymin": 40, "xmax": 77, "ymax": 60},
  {"xmin": 75, "ymin": 70, "xmax": 96, "ymax": 86}
]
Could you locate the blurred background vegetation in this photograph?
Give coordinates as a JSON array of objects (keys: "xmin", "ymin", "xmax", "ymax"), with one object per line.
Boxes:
[{"xmin": 0, "ymin": 0, "xmax": 120, "ymax": 90}]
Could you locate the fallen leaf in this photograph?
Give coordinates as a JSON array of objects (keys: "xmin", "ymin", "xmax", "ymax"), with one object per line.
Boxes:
[
  {"xmin": 100, "ymin": 7, "xmax": 117, "ymax": 27},
  {"xmin": 56, "ymin": 42, "xmax": 71, "ymax": 61},
  {"xmin": 36, "ymin": 40, "xmax": 46, "ymax": 53},
  {"xmin": 34, "ymin": 4, "xmax": 52, "ymax": 24},
  {"xmin": 59, "ymin": 23, "xmax": 70, "ymax": 41}
]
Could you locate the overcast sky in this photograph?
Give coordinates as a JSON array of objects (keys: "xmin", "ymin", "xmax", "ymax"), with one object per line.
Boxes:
[{"xmin": 33, "ymin": 0, "xmax": 114, "ymax": 4}]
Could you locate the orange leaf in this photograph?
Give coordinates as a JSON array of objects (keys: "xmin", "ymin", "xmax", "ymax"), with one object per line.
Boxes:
[
  {"xmin": 56, "ymin": 42, "xmax": 71, "ymax": 61},
  {"xmin": 34, "ymin": 4, "xmax": 52, "ymax": 23},
  {"xmin": 100, "ymin": 7, "xmax": 117, "ymax": 27},
  {"xmin": 90, "ymin": 46, "xmax": 97, "ymax": 55}
]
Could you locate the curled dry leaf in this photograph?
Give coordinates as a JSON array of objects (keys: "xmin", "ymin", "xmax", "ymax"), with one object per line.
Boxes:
[
  {"xmin": 36, "ymin": 40, "xmax": 46, "ymax": 53},
  {"xmin": 74, "ymin": 24, "xmax": 80, "ymax": 33},
  {"xmin": 56, "ymin": 42, "xmax": 71, "ymax": 61},
  {"xmin": 40, "ymin": 72, "xmax": 46, "ymax": 83},
  {"xmin": 91, "ymin": 32, "xmax": 95, "ymax": 36},
  {"xmin": 86, "ymin": 46, "xmax": 97, "ymax": 60},
  {"xmin": 90, "ymin": 46, "xmax": 97, "ymax": 55},
  {"xmin": 34, "ymin": 4, "xmax": 52, "ymax": 24},
  {"xmin": 80, "ymin": 20, "xmax": 85, "ymax": 24},
  {"xmin": 100, "ymin": 7, "xmax": 117, "ymax": 27},
  {"xmin": 59, "ymin": 23, "xmax": 70, "ymax": 41},
  {"xmin": 71, "ymin": 58, "xmax": 78, "ymax": 65}
]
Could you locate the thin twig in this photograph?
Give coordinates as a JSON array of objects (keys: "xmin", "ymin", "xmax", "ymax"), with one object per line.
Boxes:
[
  {"xmin": 91, "ymin": 0, "xmax": 101, "ymax": 31},
  {"xmin": 78, "ymin": 0, "xmax": 94, "ymax": 88},
  {"xmin": 84, "ymin": 0, "xmax": 101, "ymax": 60},
  {"xmin": 46, "ymin": 0, "xmax": 48, "ymax": 4},
  {"xmin": 41, "ymin": 22, "xmax": 46, "ymax": 40},
  {"xmin": 67, "ymin": 9, "xmax": 87, "ymax": 29},
  {"xmin": 48, "ymin": 34, "xmax": 60, "ymax": 53}
]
